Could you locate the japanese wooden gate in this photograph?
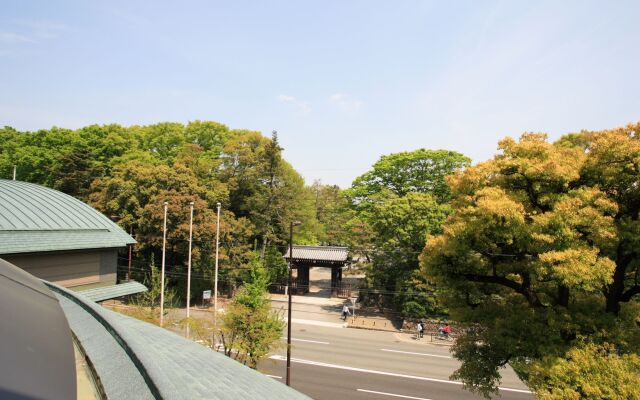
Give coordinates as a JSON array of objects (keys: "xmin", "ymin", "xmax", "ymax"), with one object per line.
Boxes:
[{"xmin": 284, "ymin": 245, "xmax": 350, "ymax": 297}]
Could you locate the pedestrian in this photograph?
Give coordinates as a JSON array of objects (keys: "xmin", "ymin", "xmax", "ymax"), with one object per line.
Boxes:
[
  {"xmin": 417, "ymin": 321, "xmax": 424, "ymax": 339},
  {"xmin": 341, "ymin": 304, "xmax": 351, "ymax": 321},
  {"xmin": 443, "ymin": 324, "xmax": 451, "ymax": 338}
]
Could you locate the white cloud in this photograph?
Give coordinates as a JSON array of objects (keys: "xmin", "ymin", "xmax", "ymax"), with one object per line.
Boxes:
[
  {"xmin": 329, "ymin": 93, "xmax": 363, "ymax": 112},
  {"xmin": 277, "ymin": 94, "xmax": 311, "ymax": 115},
  {"xmin": 0, "ymin": 20, "xmax": 68, "ymax": 44},
  {"xmin": 0, "ymin": 32, "xmax": 35, "ymax": 44}
]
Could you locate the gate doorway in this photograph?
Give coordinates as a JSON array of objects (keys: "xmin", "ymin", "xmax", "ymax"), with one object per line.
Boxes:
[{"xmin": 284, "ymin": 245, "xmax": 351, "ymax": 298}]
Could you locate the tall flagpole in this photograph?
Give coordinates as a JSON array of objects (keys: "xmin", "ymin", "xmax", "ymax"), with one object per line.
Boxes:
[
  {"xmin": 160, "ymin": 202, "xmax": 168, "ymax": 327},
  {"xmin": 213, "ymin": 202, "xmax": 221, "ymax": 339},
  {"xmin": 186, "ymin": 201, "xmax": 194, "ymax": 338}
]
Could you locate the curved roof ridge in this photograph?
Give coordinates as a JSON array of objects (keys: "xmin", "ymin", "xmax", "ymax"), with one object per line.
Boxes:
[
  {"xmin": 48, "ymin": 283, "xmax": 310, "ymax": 400},
  {"xmin": 292, "ymin": 245, "xmax": 348, "ymax": 249},
  {"xmin": 0, "ymin": 179, "xmax": 135, "ymax": 254},
  {"xmin": 0, "ymin": 180, "xmax": 114, "ymax": 230}
]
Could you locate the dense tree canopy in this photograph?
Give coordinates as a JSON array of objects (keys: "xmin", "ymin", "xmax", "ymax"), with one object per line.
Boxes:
[
  {"xmin": 420, "ymin": 124, "xmax": 640, "ymax": 398},
  {"xmin": 347, "ymin": 149, "xmax": 470, "ymax": 315},
  {"xmin": 0, "ymin": 121, "xmax": 320, "ymax": 297},
  {"xmin": 347, "ymin": 149, "xmax": 470, "ymax": 206}
]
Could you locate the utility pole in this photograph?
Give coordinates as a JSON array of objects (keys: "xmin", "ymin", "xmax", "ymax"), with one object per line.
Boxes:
[
  {"xmin": 286, "ymin": 220, "xmax": 301, "ymax": 386},
  {"xmin": 213, "ymin": 202, "xmax": 221, "ymax": 341},
  {"xmin": 186, "ymin": 201, "xmax": 194, "ymax": 339},
  {"xmin": 127, "ymin": 226, "xmax": 133, "ymax": 281},
  {"xmin": 160, "ymin": 202, "xmax": 168, "ymax": 327}
]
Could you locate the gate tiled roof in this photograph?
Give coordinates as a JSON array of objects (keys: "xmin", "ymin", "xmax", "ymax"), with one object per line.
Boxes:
[{"xmin": 284, "ymin": 245, "xmax": 349, "ymax": 263}]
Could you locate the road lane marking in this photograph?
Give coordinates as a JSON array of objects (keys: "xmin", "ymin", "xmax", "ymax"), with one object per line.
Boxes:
[
  {"xmin": 380, "ymin": 349, "xmax": 452, "ymax": 359},
  {"xmin": 269, "ymin": 355, "xmax": 532, "ymax": 394},
  {"xmin": 281, "ymin": 337, "xmax": 330, "ymax": 345},
  {"xmin": 357, "ymin": 389, "xmax": 432, "ymax": 400},
  {"xmin": 265, "ymin": 374, "xmax": 282, "ymax": 379},
  {"xmin": 290, "ymin": 318, "xmax": 347, "ymax": 328}
]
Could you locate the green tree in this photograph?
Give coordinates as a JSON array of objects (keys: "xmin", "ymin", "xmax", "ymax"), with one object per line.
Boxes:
[
  {"xmin": 365, "ymin": 192, "xmax": 449, "ymax": 311},
  {"xmin": 0, "ymin": 124, "xmax": 132, "ymax": 200},
  {"xmin": 345, "ymin": 149, "xmax": 468, "ymax": 314},
  {"xmin": 219, "ymin": 130, "xmax": 321, "ymax": 250},
  {"xmin": 87, "ymin": 156, "xmax": 251, "ymax": 300},
  {"xmin": 420, "ymin": 124, "xmax": 640, "ymax": 398},
  {"xmin": 347, "ymin": 149, "xmax": 470, "ymax": 207},
  {"xmin": 528, "ymin": 343, "xmax": 640, "ymax": 400},
  {"xmin": 136, "ymin": 255, "xmax": 177, "ymax": 310},
  {"xmin": 219, "ymin": 255, "xmax": 285, "ymax": 368},
  {"xmin": 310, "ymin": 181, "xmax": 355, "ymax": 245}
]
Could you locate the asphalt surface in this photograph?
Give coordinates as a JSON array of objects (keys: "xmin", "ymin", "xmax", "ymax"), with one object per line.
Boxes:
[{"xmin": 257, "ymin": 323, "xmax": 533, "ymax": 400}]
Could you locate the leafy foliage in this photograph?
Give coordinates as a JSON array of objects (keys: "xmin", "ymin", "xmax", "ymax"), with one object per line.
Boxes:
[
  {"xmin": 0, "ymin": 121, "xmax": 322, "ymax": 300},
  {"xmin": 347, "ymin": 149, "xmax": 470, "ymax": 206},
  {"xmin": 347, "ymin": 150, "xmax": 469, "ymax": 313},
  {"xmin": 421, "ymin": 123, "xmax": 640, "ymax": 397},
  {"xmin": 528, "ymin": 343, "xmax": 640, "ymax": 400},
  {"xmin": 134, "ymin": 255, "xmax": 177, "ymax": 311},
  {"xmin": 218, "ymin": 255, "xmax": 285, "ymax": 368}
]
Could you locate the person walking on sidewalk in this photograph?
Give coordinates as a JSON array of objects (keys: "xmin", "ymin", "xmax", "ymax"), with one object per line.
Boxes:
[
  {"xmin": 417, "ymin": 321, "xmax": 424, "ymax": 339},
  {"xmin": 341, "ymin": 304, "xmax": 351, "ymax": 321}
]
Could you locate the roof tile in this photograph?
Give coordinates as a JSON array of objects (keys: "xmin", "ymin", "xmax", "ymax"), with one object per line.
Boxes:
[{"xmin": 0, "ymin": 180, "xmax": 135, "ymax": 254}]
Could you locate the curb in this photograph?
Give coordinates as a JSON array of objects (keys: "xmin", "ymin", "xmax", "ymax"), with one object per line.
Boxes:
[
  {"xmin": 393, "ymin": 332, "xmax": 455, "ymax": 347},
  {"xmin": 347, "ymin": 324, "xmax": 398, "ymax": 332}
]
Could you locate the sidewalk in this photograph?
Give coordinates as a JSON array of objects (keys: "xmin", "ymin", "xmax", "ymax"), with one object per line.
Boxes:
[
  {"xmin": 269, "ymin": 293, "xmax": 345, "ymax": 306},
  {"xmin": 347, "ymin": 315, "xmax": 399, "ymax": 332},
  {"xmin": 268, "ymin": 293, "xmax": 410, "ymax": 334}
]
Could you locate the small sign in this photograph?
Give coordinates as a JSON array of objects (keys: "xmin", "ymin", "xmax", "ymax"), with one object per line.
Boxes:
[{"xmin": 203, "ymin": 290, "xmax": 212, "ymax": 300}]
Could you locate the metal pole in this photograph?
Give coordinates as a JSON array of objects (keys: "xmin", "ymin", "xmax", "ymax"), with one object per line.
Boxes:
[
  {"xmin": 286, "ymin": 266, "xmax": 293, "ymax": 385},
  {"xmin": 213, "ymin": 202, "xmax": 221, "ymax": 339},
  {"xmin": 127, "ymin": 227, "xmax": 133, "ymax": 281},
  {"xmin": 285, "ymin": 221, "xmax": 301, "ymax": 385},
  {"xmin": 12, "ymin": 165, "xmax": 16, "ymax": 180},
  {"xmin": 352, "ymin": 298, "xmax": 357, "ymax": 324},
  {"xmin": 186, "ymin": 202, "xmax": 194, "ymax": 338},
  {"xmin": 160, "ymin": 202, "xmax": 168, "ymax": 327},
  {"xmin": 286, "ymin": 221, "xmax": 294, "ymax": 386}
]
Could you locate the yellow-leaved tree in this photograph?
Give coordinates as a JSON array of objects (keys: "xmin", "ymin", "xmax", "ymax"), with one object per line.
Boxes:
[{"xmin": 421, "ymin": 123, "xmax": 640, "ymax": 399}]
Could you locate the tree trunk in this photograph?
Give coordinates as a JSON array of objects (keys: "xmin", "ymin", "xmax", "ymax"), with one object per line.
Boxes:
[
  {"xmin": 606, "ymin": 246, "xmax": 632, "ymax": 315},
  {"xmin": 557, "ymin": 285, "xmax": 570, "ymax": 308}
]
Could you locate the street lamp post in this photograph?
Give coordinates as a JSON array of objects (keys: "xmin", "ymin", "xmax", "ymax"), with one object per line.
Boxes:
[
  {"xmin": 160, "ymin": 202, "xmax": 168, "ymax": 327},
  {"xmin": 186, "ymin": 201, "xmax": 194, "ymax": 338},
  {"xmin": 286, "ymin": 220, "xmax": 301, "ymax": 387}
]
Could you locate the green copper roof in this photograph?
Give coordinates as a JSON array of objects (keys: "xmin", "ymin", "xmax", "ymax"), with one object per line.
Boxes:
[
  {"xmin": 79, "ymin": 281, "xmax": 148, "ymax": 302},
  {"xmin": 0, "ymin": 179, "xmax": 135, "ymax": 255},
  {"xmin": 49, "ymin": 283, "xmax": 310, "ymax": 400}
]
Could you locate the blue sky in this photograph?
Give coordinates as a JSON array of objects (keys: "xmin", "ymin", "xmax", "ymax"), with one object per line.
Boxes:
[{"xmin": 1, "ymin": 1, "xmax": 639, "ymax": 187}]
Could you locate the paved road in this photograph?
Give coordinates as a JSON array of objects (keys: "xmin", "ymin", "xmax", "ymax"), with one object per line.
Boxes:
[{"xmin": 257, "ymin": 323, "xmax": 533, "ymax": 400}]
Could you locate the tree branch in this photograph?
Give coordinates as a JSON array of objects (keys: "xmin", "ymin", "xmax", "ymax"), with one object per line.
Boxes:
[
  {"xmin": 460, "ymin": 271, "xmax": 544, "ymax": 307},
  {"xmin": 465, "ymin": 292, "xmax": 481, "ymax": 309},
  {"xmin": 461, "ymin": 273, "xmax": 522, "ymax": 292},
  {"xmin": 620, "ymin": 285, "xmax": 640, "ymax": 302}
]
